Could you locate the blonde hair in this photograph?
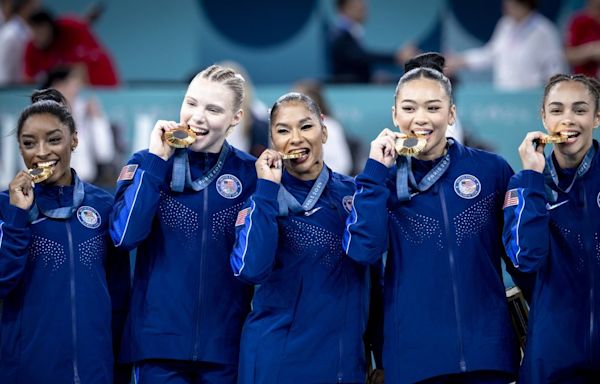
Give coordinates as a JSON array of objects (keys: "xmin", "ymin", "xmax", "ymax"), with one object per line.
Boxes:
[{"xmin": 193, "ymin": 64, "xmax": 246, "ymax": 111}]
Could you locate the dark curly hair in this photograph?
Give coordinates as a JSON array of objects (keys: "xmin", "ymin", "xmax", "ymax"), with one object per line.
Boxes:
[
  {"xmin": 394, "ymin": 52, "xmax": 453, "ymax": 104},
  {"xmin": 16, "ymin": 88, "xmax": 75, "ymax": 137}
]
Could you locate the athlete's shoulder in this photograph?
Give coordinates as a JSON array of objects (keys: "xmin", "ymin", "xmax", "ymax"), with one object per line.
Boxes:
[
  {"xmin": 330, "ymin": 170, "xmax": 356, "ymax": 193},
  {"xmin": 457, "ymin": 143, "xmax": 510, "ymax": 170},
  {"xmin": 81, "ymin": 181, "xmax": 115, "ymax": 212},
  {"xmin": 227, "ymin": 146, "xmax": 258, "ymax": 181},
  {"xmin": 229, "ymin": 145, "xmax": 257, "ymax": 164}
]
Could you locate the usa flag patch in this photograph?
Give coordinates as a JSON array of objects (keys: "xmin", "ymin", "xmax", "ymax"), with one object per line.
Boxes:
[
  {"xmin": 503, "ymin": 188, "xmax": 519, "ymax": 209},
  {"xmin": 235, "ymin": 207, "xmax": 250, "ymax": 227},
  {"xmin": 117, "ymin": 164, "xmax": 138, "ymax": 181}
]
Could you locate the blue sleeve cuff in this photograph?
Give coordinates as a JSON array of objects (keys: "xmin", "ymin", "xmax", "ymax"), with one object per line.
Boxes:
[
  {"xmin": 361, "ymin": 159, "xmax": 390, "ymax": 184},
  {"xmin": 6, "ymin": 204, "xmax": 29, "ymax": 228},
  {"xmin": 255, "ymin": 179, "xmax": 280, "ymax": 200},
  {"xmin": 140, "ymin": 153, "xmax": 171, "ymax": 180}
]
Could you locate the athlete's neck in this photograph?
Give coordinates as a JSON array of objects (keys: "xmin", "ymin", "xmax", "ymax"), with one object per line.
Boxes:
[
  {"xmin": 553, "ymin": 141, "xmax": 593, "ymax": 169},
  {"xmin": 416, "ymin": 140, "xmax": 447, "ymax": 161}
]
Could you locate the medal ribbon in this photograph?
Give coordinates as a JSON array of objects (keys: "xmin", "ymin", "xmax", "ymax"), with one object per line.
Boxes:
[
  {"xmin": 396, "ymin": 139, "xmax": 453, "ymax": 201},
  {"xmin": 29, "ymin": 173, "xmax": 85, "ymax": 222},
  {"xmin": 543, "ymin": 142, "xmax": 596, "ymax": 203},
  {"xmin": 170, "ymin": 142, "xmax": 230, "ymax": 192},
  {"xmin": 277, "ymin": 165, "xmax": 329, "ymax": 216}
]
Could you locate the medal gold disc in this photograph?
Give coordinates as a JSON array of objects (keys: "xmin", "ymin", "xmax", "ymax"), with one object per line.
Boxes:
[
  {"xmin": 165, "ymin": 128, "xmax": 197, "ymax": 148},
  {"xmin": 28, "ymin": 166, "xmax": 53, "ymax": 183},
  {"xmin": 395, "ymin": 135, "xmax": 427, "ymax": 156},
  {"xmin": 538, "ymin": 134, "xmax": 568, "ymax": 144},
  {"xmin": 282, "ymin": 152, "xmax": 303, "ymax": 160}
]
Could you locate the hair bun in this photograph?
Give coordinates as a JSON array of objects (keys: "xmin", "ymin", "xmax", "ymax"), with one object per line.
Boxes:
[
  {"xmin": 404, "ymin": 52, "xmax": 445, "ymax": 74},
  {"xmin": 31, "ymin": 88, "xmax": 68, "ymax": 106}
]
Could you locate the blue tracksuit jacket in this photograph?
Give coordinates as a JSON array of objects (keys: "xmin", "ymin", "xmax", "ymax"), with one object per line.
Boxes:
[
  {"xmin": 231, "ymin": 170, "xmax": 369, "ymax": 384},
  {"xmin": 503, "ymin": 142, "xmax": 600, "ymax": 382},
  {"xmin": 109, "ymin": 145, "xmax": 257, "ymax": 365},
  {"xmin": 343, "ymin": 142, "xmax": 525, "ymax": 384},
  {"xmin": 0, "ymin": 178, "xmax": 130, "ymax": 384}
]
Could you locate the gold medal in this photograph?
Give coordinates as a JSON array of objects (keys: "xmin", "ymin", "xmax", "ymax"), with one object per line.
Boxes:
[
  {"xmin": 535, "ymin": 130, "xmax": 577, "ymax": 145},
  {"xmin": 28, "ymin": 166, "xmax": 53, "ymax": 183},
  {"xmin": 281, "ymin": 150, "xmax": 304, "ymax": 160},
  {"xmin": 164, "ymin": 126, "xmax": 197, "ymax": 148},
  {"xmin": 395, "ymin": 134, "xmax": 427, "ymax": 156},
  {"xmin": 537, "ymin": 134, "xmax": 568, "ymax": 145}
]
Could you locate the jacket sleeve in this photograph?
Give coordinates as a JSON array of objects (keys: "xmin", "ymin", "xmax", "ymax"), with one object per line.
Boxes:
[
  {"xmin": 0, "ymin": 200, "xmax": 31, "ymax": 299},
  {"xmin": 493, "ymin": 163, "xmax": 534, "ymax": 301},
  {"xmin": 462, "ymin": 18, "xmax": 503, "ymax": 71},
  {"xmin": 502, "ymin": 170, "xmax": 550, "ymax": 273},
  {"xmin": 109, "ymin": 151, "xmax": 171, "ymax": 250},
  {"xmin": 104, "ymin": 239, "xmax": 132, "ymax": 383},
  {"xmin": 331, "ymin": 31, "xmax": 395, "ymax": 68},
  {"xmin": 230, "ymin": 179, "xmax": 280, "ymax": 284},
  {"xmin": 343, "ymin": 159, "xmax": 391, "ymax": 265}
]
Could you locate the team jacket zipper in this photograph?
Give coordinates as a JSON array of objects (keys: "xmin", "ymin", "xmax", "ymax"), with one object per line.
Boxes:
[
  {"xmin": 192, "ymin": 155, "xmax": 210, "ymax": 361},
  {"xmin": 582, "ymin": 185, "xmax": 596, "ymax": 364},
  {"xmin": 439, "ymin": 188, "xmax": 467, "ymax": 372},
  {"xmin": 66, "ymin": 221, "xmax": 81, "ymax": 384},
  {"xmin": 337, "ymin": 271, "xmax": 348, "ymax": 383}
]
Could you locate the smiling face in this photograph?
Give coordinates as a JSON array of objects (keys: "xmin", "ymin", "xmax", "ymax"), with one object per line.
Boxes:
[
  {"xmin": 393, "ymin": 77, "xmax": 456, "ymax": 160},
  {"xmin": 180, "ymin": 77, "xmax": 243, "ymax": 153},
  {"xmin": 542, "ymin": 80, "xmax": 600, "ymax": 165},
  {"xmin": 19, "ymin": 113, "xmax": 77, "ymax": 186},
  {"xmin": 270, "ymin": 101, "xmax": 328, "ymax": 181}
]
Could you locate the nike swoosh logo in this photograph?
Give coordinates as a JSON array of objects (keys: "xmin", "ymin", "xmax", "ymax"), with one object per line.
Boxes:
[
  {"xmin": 304, "ymin": 207, "xmax": 322, "ymax": 216},
  {"xmin": 546, "ymin": 200, "xmax": 569, "ymax": 210}
]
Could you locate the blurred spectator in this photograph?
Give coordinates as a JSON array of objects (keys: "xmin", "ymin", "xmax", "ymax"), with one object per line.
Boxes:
[
  {"xmin": 216, "ymin": 61, "xmax": 270, "ymax": 158},
  {"xmin": 565, "ymin": 0, "xmax": 600, "ymax": 78},
  {"xmin": 24, "ymin": 9, "xmax": 119, "ymax": 86},
  {"xmin": 293, "ymin": 79, "xmax": 354, "ymax": 175},
  {"xmin": 0, "ymin": 0, "xmax": 10, "ymax": 27},
  {"xmin": 42, "ymin": 65, "xmax": 117, "ymax": 184},
  {"xmin": 446, "ymin": 0, "xmax": 566, "ymax": 91},
  {"xmin": 329, "ymin": 0, "xmax": 417, "ymax": 83},
  {"xmin": 0, "ymin": 0, "xmax": 38, "ymax": 86}
]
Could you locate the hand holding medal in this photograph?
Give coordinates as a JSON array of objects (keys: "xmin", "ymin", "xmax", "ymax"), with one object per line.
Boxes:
[
  {"xmin": 256, "ymin": 149, "xmax": 283, "ymax": 184},
  {"xmin": 519, "ymin": 131, "xmax": 547, "ymax": 173},
  {"xmin": 370, "ymin": 128, "xmax": 400, "ymax": 167},
  {"xmin": 149, "ymin": 120, "xmax": 181, "ymax": 161},
  {"xmin": 8, "ymin": 170, "xmax": 35, "ymax": 210}
]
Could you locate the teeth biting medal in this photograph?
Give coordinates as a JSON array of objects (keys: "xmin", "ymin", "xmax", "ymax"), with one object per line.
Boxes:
[
  {"xmin": 281, "ymin": 150, "xmax": 304, "ymax": 160},
  {"xmin": 28, "ymin": 162, "xmax": 54, "ymax": 183},
  {"xmin": 534, "ymin": 130, "xmax": 576, "ymax": 145},
  {"xmin": 395, "ymin": 133, "xmax": 427, "ymax": 156},
  {"xmin": 164, "ymin": 125, "xmax": 197, "ymax": 148}
]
